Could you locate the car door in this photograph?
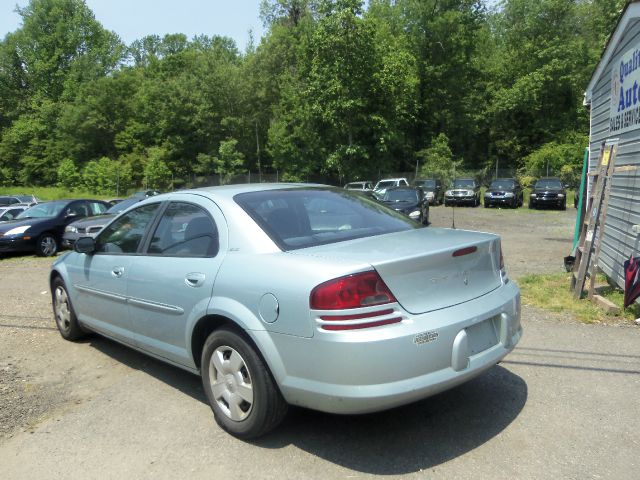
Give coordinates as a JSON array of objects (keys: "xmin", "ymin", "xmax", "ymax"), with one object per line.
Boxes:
[
  {"xmin": 125, "ymin": 196, "xmax": 227, "ymax": 368},
  {"xmin": 67, "ymin": 202, "xmax": 162, "ymax": 344}
]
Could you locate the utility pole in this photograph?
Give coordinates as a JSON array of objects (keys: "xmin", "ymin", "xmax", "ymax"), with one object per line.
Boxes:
[{"xmin": 255, "ymin": 120, "xmax": 261, "ymax": 183}]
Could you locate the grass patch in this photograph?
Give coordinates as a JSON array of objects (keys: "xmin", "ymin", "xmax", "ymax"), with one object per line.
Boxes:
[
  {"xmin": 518, "ymin": 272, "xmax": 640, "ymax": 324},
  {"xmin": 0, "ymin": 186, "xmax": 112, "ymax": 201}
]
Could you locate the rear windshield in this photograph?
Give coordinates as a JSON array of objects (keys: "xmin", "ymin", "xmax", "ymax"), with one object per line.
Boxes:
[
  {"xmin": 490, "ymin": 180, "xmax": 515, "ymax": 189},
  {"xmin": 453, "ymin": 179, "xmax": 476, "ymax": 188},
  {"xmin": 384, "ymin": 189, "xmax": 419, "ymax": 203},
  {"xmin": 415, "ymin": 180, "xmax": 436, "ymax": 188},
  {"xmin": 235, "ymin": 188, "xmax": 419, "ymax": 250}
]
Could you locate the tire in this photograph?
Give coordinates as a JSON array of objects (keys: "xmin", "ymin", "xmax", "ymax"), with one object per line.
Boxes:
[
  {"xmin": 37, "ymin": 233, "xmax": 58, "ymax": 257},
  {"xmin": 201, "ymin": 328, "xmax": 287, "ymax": 439},
  {"xmin": 51, "ymin": 277, "xmax": 86, "ymax": 341},
  {"xmin": 528, "ymin": 201, "xmax": 535, "ymax": 209}
]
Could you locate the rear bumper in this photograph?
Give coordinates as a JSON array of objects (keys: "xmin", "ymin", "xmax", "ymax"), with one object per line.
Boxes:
[
  {"xmin": 485, "ymin": 196, "xmax": 515, "ymax": 206},
  {"xmin": 260, "ymin": 281, "xmax": 521, "ymax": 414},
  {"xmin": 531, "ymin": 197, "xmax": 564, "ymax": 207}
]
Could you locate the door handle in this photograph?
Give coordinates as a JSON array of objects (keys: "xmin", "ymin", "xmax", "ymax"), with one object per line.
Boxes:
[
  {"xmin": 111, "ymin": 266, "xmax": 124, "ymax": 278},
  {"xmin": 185, "ymin": 272, "xmax": 206, "ymax": 288}
]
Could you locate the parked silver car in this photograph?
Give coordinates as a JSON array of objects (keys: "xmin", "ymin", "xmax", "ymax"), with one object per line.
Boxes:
[
  {"xmin": 50, "ymin": 184, "xmax": 522, "ymax": 439},
  {"xmin": 62, "ymin": 197, "xmax": 144, "ymax": 249}
]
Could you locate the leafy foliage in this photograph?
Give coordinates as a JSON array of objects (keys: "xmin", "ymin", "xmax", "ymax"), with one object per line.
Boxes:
[{"xmin": 0, "ymin": 0, "xmax": 625, "ymax": 192}]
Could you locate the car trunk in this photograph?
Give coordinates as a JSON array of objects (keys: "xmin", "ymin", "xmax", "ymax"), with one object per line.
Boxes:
[{"xmin": 291, "ymin": 228, "xmax": 503, "ymax": 314}]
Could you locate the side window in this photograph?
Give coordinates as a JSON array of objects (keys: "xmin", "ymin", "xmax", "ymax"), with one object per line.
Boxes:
[
  {"xmin": 400, "ymin": 179, "xmax": 408, "ymax": 186},
  {"xmin": 96, "ymin": 203, "xmax": 160, "ymax": 254},
  {"xmin": 67, "ymin": 201, "xmax": 88, "ymax": 217},
  {"xmin": 148, "ymin": 202, "xmax": 218, "ymax": 258},
  {"xmin": 89, "ymin": 201, "xmax": 108, "ymax": 215}
]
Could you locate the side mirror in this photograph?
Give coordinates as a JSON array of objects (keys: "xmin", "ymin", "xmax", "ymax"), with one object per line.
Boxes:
[{"xmin": 74, "ymin": 236, "xmax": 96, "ymax": 254}]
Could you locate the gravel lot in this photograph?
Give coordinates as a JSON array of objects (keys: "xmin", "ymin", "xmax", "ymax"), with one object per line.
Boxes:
[{"xmin": 1, "ymin": 205, "xmax": 638, "ymax": 479}]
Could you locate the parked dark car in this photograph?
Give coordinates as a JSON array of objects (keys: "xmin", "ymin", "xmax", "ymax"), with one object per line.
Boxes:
[
  {"xmin": 529, "ymin": 177, "xmax": 567, "ymax": 210},
  {"xmin": 444, "ymin": 178, "xmax": 481, "ymax": 207},
  {"xmin": 484, "ymin": 178, "xmax": 524, "ymax": 208},
  {"xmin": 0, "ymin": 199, "xmax": 109, "ymax": 257},
  {"xmin": 414, "ymin": 179, "xmax": 444, "ymax": 205},
  {"xmin": 0, "ymin": 194, "xmax": 40, "ymax": 207},
  {"xmin": 381, "ymin": 186, "xmax": 430, "ymax": 224},
  {"xmin": 62, "ymin": 197, "xmax": 145, "ymax": 249}
]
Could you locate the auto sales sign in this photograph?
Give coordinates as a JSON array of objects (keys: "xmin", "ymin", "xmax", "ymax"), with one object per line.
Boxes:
[{"xmin": 610, "ymin": 45, "xmax": 640, "ymax": 133}]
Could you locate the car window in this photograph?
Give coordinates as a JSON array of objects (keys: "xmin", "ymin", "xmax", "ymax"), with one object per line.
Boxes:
[
  {"xmin": 384, "ymin": 189, "xmax": 419, "ymax": 202},
  {"xmin": 490, "ymin": 180, "xmax": 515, "ymax": 190},
  {"xmin": 89, "ymin": 201, "xmax": 108, "ymax": 215},
  {"xmin": 535, "ymin": 179, "xmax": 562, "ymax": 189},
  {"xmin": 376, "ymin": 181, "xmax": 395, "ymax": 189},
  {"xmin": 67, "ymin": 201, "xmax": 88, "ymax": 217},
  {"xmin": 235, "ymin": 188, "xmax": 418, "ymax": 251},
  {"xmin": 147, "ymin": 202, "xmax": 218, "ymax": 257},
  {"xmin": 453, "ymin": 179, "xmax": 476, "ymax": 189},
  {"xmin": 17, "ymin": 201, "xmax": 65, "ymax": 219},
  {"xmin": 95, "ymin": 203, "xmax": 160, "ymax": 254},
  {"xmin": 399, "ymin": 179, "xmax": 408, "ymax": 186}
]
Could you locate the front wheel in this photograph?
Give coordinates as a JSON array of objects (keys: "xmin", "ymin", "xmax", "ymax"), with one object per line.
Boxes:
[
  {"xmin": 201, "ymin": 328, "xmax": 287, "ymax": 439},
  {"xmin": 37, "ymin": 233, "xmax": 58, "ymax": 257},
  {"xmin": 52, "ymin": 277, "xmax": 86, "ymax": 341}
]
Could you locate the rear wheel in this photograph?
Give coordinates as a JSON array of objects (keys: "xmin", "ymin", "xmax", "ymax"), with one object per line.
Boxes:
[
  {"xmin": 201, "ymin": 328, "xmax": 287, "ymax": 439},
  {"xmin": 52, "ymin": 277, "xmax": 86, "ymax": 341},
  {"xmin": 37, "ymin": 233, "xmax": 58, "ymax": 257}
]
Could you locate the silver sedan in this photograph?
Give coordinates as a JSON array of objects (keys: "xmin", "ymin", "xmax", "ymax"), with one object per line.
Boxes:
[{"xmin": 50, "ymin": 184, "xmax": 522, "ymax": 439}]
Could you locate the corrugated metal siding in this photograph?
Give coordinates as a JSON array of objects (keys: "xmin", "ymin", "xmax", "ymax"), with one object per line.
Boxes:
[{"xmin": 589, "ymin": 19, "xmax": 640, "ymax": 289}]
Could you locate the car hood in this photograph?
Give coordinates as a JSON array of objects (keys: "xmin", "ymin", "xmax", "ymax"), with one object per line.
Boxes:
[
  {"xmin": 68, "ymin": 214, "xmax": 116, "ymax": 228},
  {"xmin": 291, "ymin": 227, "xmax": 502, "ymax": 315},
  {"xmin": 0, "ymin": 217, "xmax": 50, "ymax": 233}
]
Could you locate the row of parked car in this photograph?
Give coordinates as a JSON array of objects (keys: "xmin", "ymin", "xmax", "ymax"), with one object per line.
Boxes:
[
  {"xmin": 345, "ymin": 176, "xmax": 570, "ymax": 210},
  {"xmin": 0, "ymin": 191, "xmax": 160, "ymax": 257}
]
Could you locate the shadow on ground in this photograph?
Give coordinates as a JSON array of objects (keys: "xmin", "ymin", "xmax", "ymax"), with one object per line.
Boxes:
[{"xmin": 89, "ymin": 336, "xmax": 527, "ymax": 475}]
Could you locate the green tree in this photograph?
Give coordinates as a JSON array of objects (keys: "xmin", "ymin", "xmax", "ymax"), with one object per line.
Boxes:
[
  {"xmin": 418, "ymin": 133, "xmax": 459, "ymax": 185},
  {"xmin": 214, "ymin": 139, "xmax": 246, "ymax": 185},
  {"xmin": 57, "ymin": 158, "xmax": 80, "ymax": 190},
  {"xmin": 143, "ymin": 147, "xmax": 172, "ymax": 190}
]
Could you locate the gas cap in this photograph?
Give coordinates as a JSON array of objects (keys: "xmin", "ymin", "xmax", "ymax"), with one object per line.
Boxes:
[{"xmin": 259, "ymin": 293, "xmax": 279, "ymax": 323}]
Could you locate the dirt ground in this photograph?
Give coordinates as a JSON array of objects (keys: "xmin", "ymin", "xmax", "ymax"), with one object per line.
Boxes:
[{"xmin": 1, "ymin": 205, "xmax": 638, "ymax": 479}]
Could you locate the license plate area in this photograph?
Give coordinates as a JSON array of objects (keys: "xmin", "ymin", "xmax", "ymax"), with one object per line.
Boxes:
[{"xmin": 466, "ymin": 316, "xmax": 499, "ymax": 355}]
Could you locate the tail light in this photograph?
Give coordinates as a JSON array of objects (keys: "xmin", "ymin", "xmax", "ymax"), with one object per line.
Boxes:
[
  {"xmin": 310, "ymin": 271, "xmax": 396, "ymax": 310},
  {"xmin": 310, "ymin": 271, "xmax": 401, "ymax": 330}
]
